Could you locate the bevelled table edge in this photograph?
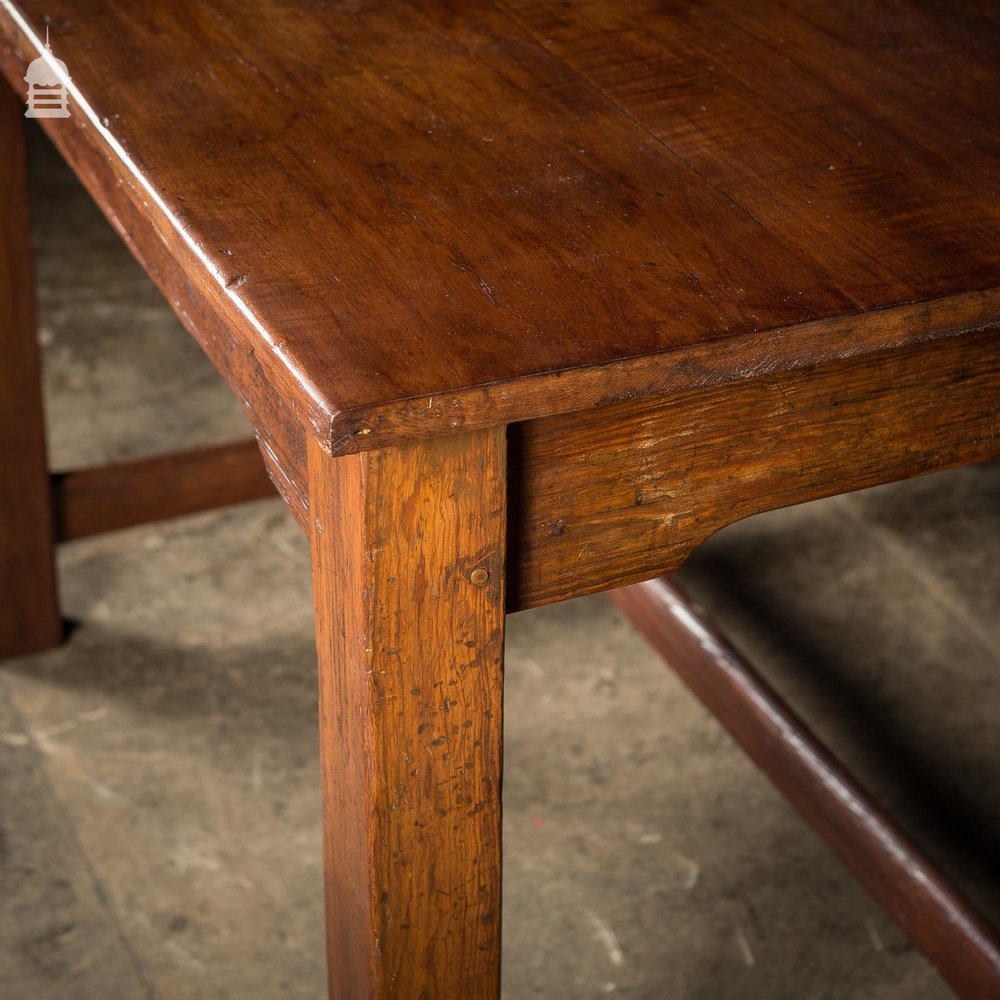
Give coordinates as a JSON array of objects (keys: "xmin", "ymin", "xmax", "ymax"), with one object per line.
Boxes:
[
  {"xmin": 325, "ymin": 287, "xmax": 1000, "ymax": 455},
  {"xmin": 3, "ymin": 6, "xmax": 999, "ymax": 459}
]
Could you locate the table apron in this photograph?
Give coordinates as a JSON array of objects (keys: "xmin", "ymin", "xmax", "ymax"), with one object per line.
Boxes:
[{"xmin": 507, "ymin": 327, "xmax": 1000, "ymax": 610}]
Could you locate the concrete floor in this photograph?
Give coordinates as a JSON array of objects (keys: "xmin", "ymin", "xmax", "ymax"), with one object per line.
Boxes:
[{"xmin": 1, "ymin": 123, "xmax": 998, "ymax": 1000}]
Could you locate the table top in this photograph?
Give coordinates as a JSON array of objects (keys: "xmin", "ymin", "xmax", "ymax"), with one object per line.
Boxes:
[{"xmin": 2, "ymin": 0, "xmax": 999, "ymax": 452}]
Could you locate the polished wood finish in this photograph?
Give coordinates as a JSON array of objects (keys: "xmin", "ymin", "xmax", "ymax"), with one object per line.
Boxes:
[
  {"xmin": 502, "ymin": 0, "xmax": 1000, "ymax": 304},
  {"xmin": 309, "ymin": 428, "xmax": 506, "ymax": 999},
  {"xmin": 2, "ymin": 0, "xmax": 998, "ymax": 993},
  {"xmin": 511, "ymin": 328, "xmax": 1000, "ymax": 609},
  {"xmin": 610, "ymin": 577, "xmax": 1000, "ymax": 1000},
  {"xmin": 0, "ymin": 76, "xmax": 310, "ymax": 523},
  {"xmin": 52, "ymin": 440, "xmax": 278, "ymax": 542},
  {"xmin": 1, "ymin": 1, "xmax": 998, "ymax": 459},
  {"xmin": 0, "ymin": 86, "xmax": 60, "ymax": 657}
]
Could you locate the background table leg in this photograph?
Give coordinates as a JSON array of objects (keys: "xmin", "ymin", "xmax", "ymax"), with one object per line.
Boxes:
[
  {"xmin": 0, "ymin": 86, "xmax": 60, "ymax": 658},
  {"xmin": 308, "ymin": 427, "xmax": 506, "ymax": 999}
]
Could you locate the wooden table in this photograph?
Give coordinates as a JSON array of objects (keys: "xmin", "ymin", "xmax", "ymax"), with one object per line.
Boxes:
[{"xmin": 1, "ymin": 1, "xmax": 998, "ymax": 996}]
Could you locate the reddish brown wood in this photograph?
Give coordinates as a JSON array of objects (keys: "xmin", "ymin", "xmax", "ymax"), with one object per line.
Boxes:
[
  {"xmin": 0, "ymin": 66, "xmax": 310, "ymax": 522},
  {"xmin": 510, "ymin": 328, "xmax": 1000, "ymax": 609},
  {"xmin": 0, "ymin": 2, "xmax": 997, "ymax": 454},
  {"xmin": 0, "ymin": 84, "xmax": 60, "ymax": 657},
  {"xmin": 309, "ymin": 427, "xmax": 506, "ymax": 999},
  {"xmin": 610, "ymin": 576, "xmax": 1000, "ymax": 1000},
  {"xmin": 51, "ymin": 439, "xmax": 278, "ymax": 542},
  {"xmin": 501, "ymin": 0, "xmax": 1000, "ymax": 304},
  {"xmin": 0, "ymin": 1, "xmax": 996, "ymax": 991}
]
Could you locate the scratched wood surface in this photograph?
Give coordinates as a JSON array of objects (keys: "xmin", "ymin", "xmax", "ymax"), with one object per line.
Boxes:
[
  {"xmin": 1, "ymin": 0, "xmax": 997, "ymax": 454},
  {"xmin": 510, "ymin": 328, "xmax": 1000, "ymax": 609},
  {"xmin": 309, "ymin": 428, "xmax": 506, "ymax": 998}
]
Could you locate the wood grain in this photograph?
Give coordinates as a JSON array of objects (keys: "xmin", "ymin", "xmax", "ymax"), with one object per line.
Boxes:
[
  {"xmin": 502, "ymin": 0, "xmax": 1000, "ymax": 303},
  {"xmin": 510, "ymin": 328, "xmax": 1000, "ymax": 609},
  {"xmin": 309, "ymin": 428, "xmax": 506, "ymax": 999},
  {"xmin": 0, "ymin": 1, "xmax": 995, "ymax": 991},
  {"xmin": 0, "ymin": 1, "xmax": 997, "ymax": 453},
  {"xmin": 52, "ymin": 439, "xmax": 277, "ymax": 542},
  {"xmin": 611, "ymin": 577, "xmax": 1000, "ymax": 999},
  {"xmin": 0, "ymin": 84, "xmax": 61, "ymax": 657},
  {"xmin": 0, "ymin": 68, "xmax": 311, "ymax": 513}
]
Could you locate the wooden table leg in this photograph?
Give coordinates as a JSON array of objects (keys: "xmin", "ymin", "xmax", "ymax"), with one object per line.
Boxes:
[
  {"xmin": 0, "ymin": 86, "xmax": 61, "ymax": 658},
  {"xmin": 308, "ymin": 428, "xmax": 506, "ymax": 1000}
]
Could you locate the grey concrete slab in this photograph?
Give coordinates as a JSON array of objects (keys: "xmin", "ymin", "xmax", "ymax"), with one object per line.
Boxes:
[
  {"xmin": 0, "ymin": 677, "xmax": 152, "ymax": 999},
  {"xmin": 4, "ymin": 503, "xmax": 325, "ymax": 1000}
]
